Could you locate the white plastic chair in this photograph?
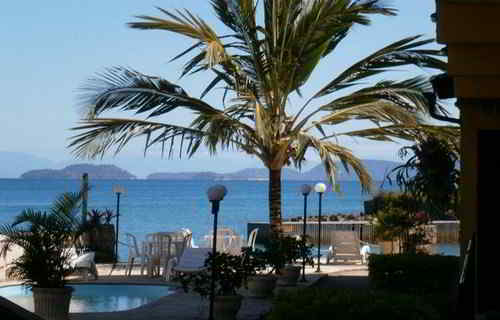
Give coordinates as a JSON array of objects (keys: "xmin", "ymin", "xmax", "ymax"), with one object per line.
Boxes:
[
  {"xmin": 69, "ymin": 251, "xmax": 98, "ymax": 280},
  {"xmin": 360, "ymin": 243, "xmax": 382, "ymax": 264},
  {"xmin": 144, "ymin": 232, "xmax": 174, "ymax": 277},
  {"xmin": 124, "ymin": 233, "xmax": 149, "ymax": 276}
]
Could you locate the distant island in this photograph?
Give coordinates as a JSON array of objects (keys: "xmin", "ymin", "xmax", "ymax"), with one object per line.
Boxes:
[
  {"xmin": 20, "ymin": 164, "xmax": 136, "ymax": 180},
  {"xmin": 19, "ymin": 159, "xmax": 402, "ymax": 181},
  {"xmin": 147, "ymin": 160, "xmax": 402, "ymax": 181}
]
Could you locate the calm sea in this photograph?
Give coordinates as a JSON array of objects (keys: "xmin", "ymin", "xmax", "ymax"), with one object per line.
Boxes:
[{"xmin": 0, "ymin": 179, "xmax": 458, "ymax": 259}]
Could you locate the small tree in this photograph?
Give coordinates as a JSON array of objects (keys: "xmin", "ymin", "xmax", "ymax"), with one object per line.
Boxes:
[
  {"xmin": 373, "ymin": 204, "xmax": 429, "ymax": 254},
  {"xmin": 387, "ymin": 136, "xmax": 460, "ymax": 220}
]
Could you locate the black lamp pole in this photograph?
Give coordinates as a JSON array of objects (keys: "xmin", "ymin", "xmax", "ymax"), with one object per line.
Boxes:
[
  {"xmin": 207, "ymin": 185, "xmax": 227, "ymax": 320},
  {"xmin": 115, "ymin": 191, "xmax": 120, "ymax": 260},
  {"xmin": 112, "ymin": 185, "xmax": 124, "ymax": 262},
  {"xmin": 314, "ymin": 183, "xmax": 326, "ymax": 273},
  {"xmin": 209, "ymin": 199, "xmax": 219, "ymax": 320},
  {"xmin": 300, "ymin": 184, "xmax": 312, "ymax": 282}
]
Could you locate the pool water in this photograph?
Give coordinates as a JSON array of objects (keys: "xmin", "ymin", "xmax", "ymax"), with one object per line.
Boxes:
[{"xmin": 0, "ymin": 284, "xmax": 174, "ymax": 313}]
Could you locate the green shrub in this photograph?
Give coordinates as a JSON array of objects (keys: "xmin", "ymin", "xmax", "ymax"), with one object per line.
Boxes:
[
  {"xmin": 266, "ymin": 288, "xmax": 439, "ymax": 320},
  {"xmin": 368, "ymin": 253, "xmax": 459, "ymax": 294}
]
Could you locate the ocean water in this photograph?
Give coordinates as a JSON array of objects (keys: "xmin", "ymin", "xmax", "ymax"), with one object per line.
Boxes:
[
  {"xmin": 0, "ymin": 179, "xmax": 457, "ymax": 259},
  {"xmin": 0, "ymin": 179, "xmax": 377, "ymax": 259}
]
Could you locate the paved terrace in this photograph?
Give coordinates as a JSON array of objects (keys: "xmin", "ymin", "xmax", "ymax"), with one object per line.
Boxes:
[{"xmin": 1, "ymin": 261, "xmax": 368, "ymax": 320}]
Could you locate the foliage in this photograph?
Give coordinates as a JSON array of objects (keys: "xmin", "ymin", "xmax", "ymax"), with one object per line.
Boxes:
[
  {"xmin": 176, "ymin": 251, "xmax": 249, "ymax": 297},
  {"xmin": 365, "ymin": 191, "xmax": 423, "ymax": 215},
  {"xmin": 261, "ymin": 234, "xmax": 314, "ymax": 274},
  {"xmin": 387, "ymin": 136, "xmax": 460, "ymax": 220},
  {"xmin": 68, "ymin": 0, "xmax": 452, "ymax": 232},
  {"xmin": 0, "ymin": 192, "xmax": 89, "ymax": 288},
  {"xmin": 86, "ymin": 208, "xmax": 115, "ymax": 226},
  {"xmin": 267, "ymin": 287, "xmax": 439, "ymax": 320},
  {"xmin": 240, "ymin": 247, "xmax": 268, "ymax": 276},
  {"xmin": 368, "ymin": 253, "xmax": 459, "ymax": 294},
  {"xmin": 372, "ymin": 204, "xmax": 429, "ymax": 253}
]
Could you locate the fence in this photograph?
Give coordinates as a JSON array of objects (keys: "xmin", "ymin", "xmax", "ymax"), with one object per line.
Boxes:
[{"xmin": 248, "ymin": 220, "xmax": 460, "ymax": 246}]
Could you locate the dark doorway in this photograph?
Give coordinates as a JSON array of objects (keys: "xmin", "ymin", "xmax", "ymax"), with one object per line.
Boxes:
[{"xmin": 477, "ymin": 129, "xmax": 500, "ymax": 313}]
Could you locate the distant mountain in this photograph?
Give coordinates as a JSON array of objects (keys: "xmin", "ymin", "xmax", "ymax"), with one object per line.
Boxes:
[
  {"xmin": 146, "ymin": 159, "xmax": 401, "ymax": 181},
  {"xmin": 21, "ymin": 164, "xmax": 136, "ymax": 180},
  {"xmin": 0, "ymin": 151, "xmax": 54, "ymax": 178}
]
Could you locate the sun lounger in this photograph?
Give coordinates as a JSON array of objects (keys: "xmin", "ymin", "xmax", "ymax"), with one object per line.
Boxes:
[
  {"xmin": 164, "ymin": 247, "xmax": 211, "ymax": 280},
  {"xmin": 326, "ymin": 231, "xmax": 363, "ymax": 264}
]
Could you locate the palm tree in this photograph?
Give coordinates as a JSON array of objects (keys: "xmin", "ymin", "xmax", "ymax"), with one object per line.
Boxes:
[{"xmin": 69, "ymin": 0, "xmax": 448, "ymax": 232}]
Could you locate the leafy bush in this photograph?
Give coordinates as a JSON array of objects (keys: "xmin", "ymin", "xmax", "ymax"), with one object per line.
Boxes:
[
  {"xmin": 367, "ymin": 191, "xmax": 423, "ymax": 215},
  {"xmin": 266, "ymin": 288, "xmax": 439, "ymax": 320},
  {"xmin": 368, "ymin": 253, "xmax": 459, "ymax": 294},
  {"xmin": 176, "ymin": 252, "xmax": 248, "ymax": 296},
  {"xmin": 372, "ymin": 205, "xmax": 429, "ymax": 253},
  {"xmin": 262, "ymin": 234, "xmax": 314, "ymax": 273}
]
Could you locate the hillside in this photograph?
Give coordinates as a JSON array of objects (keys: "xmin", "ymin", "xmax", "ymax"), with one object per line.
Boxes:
[{"xmin": 20, "ymin": 164, "xmax": 136, "ymax": 180}]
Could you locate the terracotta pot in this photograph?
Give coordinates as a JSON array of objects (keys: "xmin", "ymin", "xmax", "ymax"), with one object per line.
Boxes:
[
  {"xmin": 32, "ymin": 286, "xmax": 73, "ymax": 320},
  {"xmin": 214, "ymin": 294, "xmax": 243, "ymax": 320},
  {"xmin": 276, "ymin": 265, "xmax": 301, "ymax": 286},
  {"xmin": 242, "ymin": 274, "xmax": 276, "ymax": 298}
]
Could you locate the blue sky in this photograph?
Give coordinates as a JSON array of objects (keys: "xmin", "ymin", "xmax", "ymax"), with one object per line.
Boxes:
[{"xmin": 0, "ymin": 1, "xmax": 450, "ymax": 177}]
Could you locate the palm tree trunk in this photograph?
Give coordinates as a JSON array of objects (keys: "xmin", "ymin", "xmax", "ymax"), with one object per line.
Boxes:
[{"xmin": 269, "ymin": 168, "xmax": 282, "ymax": 234}]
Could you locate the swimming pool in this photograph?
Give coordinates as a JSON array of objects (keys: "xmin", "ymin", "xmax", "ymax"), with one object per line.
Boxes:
[{"xmin": 0, "ymin": 284, "xmax": 175, "ymax": 313}]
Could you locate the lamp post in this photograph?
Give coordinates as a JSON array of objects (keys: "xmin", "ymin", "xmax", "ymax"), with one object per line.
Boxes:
[
  {"xmin": 207, "ymin": 184, "xmax": 227, "ymax": 320},
  {"xmin": 300, "ymin": 184, "xmax": 312, "ymax": 282},
  {"xmin": 314, "ymin": 183, "xmax": 326, "ymax": 273},
  {"xmin": 112, "ymin": 185, "xmax": 125, "ymax": 261},
  {"xmin": 81, "ymin": 173, "xmax": 89, "ymax": 224}
]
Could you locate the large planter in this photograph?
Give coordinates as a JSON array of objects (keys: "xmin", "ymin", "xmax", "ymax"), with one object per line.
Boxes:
[
  {"xmin": 241, "ymin": 274, "xmax": 276, "ymax": 298},
  {"xmin": 214, "ymin": 294, "xmax": 243, "ymax": 320},
  {"xmin": 32, "ymin": 286, "xmax": 73, "ymax": 320},
  {"xmin": 82, "ymin": 224, "xmax": 116, "ymax": 263},
  {"xmin": 276, "ymin": 265, "xmax": 301, "ymax": 286}
]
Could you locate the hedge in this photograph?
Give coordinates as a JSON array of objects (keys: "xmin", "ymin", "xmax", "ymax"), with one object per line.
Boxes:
[
  {"xmin": 368, "ymin": 253, "xmax": 460, "ymax": 294},
  {"xmin": 266, "ymin": 288, "xmax": 439, "ymax": 320}
]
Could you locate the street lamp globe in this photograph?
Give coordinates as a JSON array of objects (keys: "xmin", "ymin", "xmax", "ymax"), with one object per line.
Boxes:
[{"xmin": 314, "ymin": 182, "xmax": 326, "ymax": 193}]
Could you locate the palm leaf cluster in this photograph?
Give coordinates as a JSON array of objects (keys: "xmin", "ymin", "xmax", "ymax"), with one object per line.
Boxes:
[
  {"xmin": 0, "ymin": 192, "xmax": 88, "ymax": 288},
  {"xmin": 69, "ymin": 0, "xmax": 455, "ymax": 229}
]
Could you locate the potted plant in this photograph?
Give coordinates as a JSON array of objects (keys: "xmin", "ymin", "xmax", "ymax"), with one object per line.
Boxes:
[
  {"xmin": 176, "ymin": 251, "xmax": 249, "ymax": 320},
  {"xmin": 0, "ymin": 192, "xmax": 89, "ymax": 320},
  {"xmin": 82, "ymin": 208, "xmax": 116, "ymax": 262},
  {"xmin": 264, "ymin": 234, "xmax": 314, "ymax": 287},
  {"xmin": 239, "ymin": 247, "xmax": 276, "ymax": 298}
]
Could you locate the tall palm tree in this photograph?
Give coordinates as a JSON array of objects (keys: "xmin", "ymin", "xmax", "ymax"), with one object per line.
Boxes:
[{"xmin": 69, "ymin": 0, "xmax": 448, "ymax": 232}]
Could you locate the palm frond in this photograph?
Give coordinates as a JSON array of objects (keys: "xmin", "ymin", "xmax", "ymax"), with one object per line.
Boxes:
[
  {"xmin": 338, "ymin": 124, "xmax": 460, "ymax": 143},
  {"xmin": 292, "ymin": 133, "xmax": 372, "ymax": 192},
  {"xmin": 313, "ymin": 36, "xmax": 446, "ymax": 99},
  {"xmin": 129, "ymin": 8, "xmax": 227, "ymax": 67},
  {"xmin": 80, "ymin": 67, "xmax": 220, "ymax": 119},
  {"xmin": 69, "ymin": 118, "xmax": 206, "ymax": 160}
]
